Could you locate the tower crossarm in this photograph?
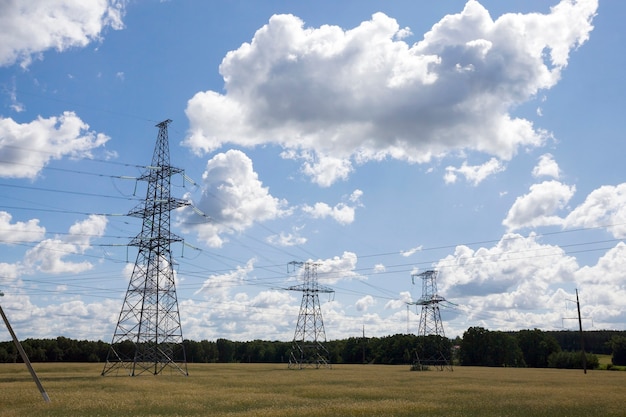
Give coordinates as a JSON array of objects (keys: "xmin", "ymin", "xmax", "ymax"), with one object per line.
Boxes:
[
  {"xmin": 286, "ymin": 284, "xmax": 334, "ymax": 293},
  {"xmin": 127, "ymin": 197, "xmax": 190, "ymax": 219},
  {"xmin": 416, "ymin": 294, "xmax": 446, "ymax": 305}
]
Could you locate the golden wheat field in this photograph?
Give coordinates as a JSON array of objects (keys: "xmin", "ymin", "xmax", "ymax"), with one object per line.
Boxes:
[{"xmin": 0, "ymin": 362, "xmax": 624, "ymax": 417}]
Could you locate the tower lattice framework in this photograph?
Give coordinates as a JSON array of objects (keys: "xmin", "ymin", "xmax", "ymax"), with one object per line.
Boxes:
[
  {"xmin": 410, "ymin": 270, "xmax": 452, "ymax": 370},
  {"xmin": 413, "ymin": 270, "xmax": 446, "ymax": 338},
  {"xmin": 287, "ymin": 261, "xmax": 334, "ymax": 369},
  {"xmin": 102, "ymin": 119, "xmax": 189, "ymax": 376}
]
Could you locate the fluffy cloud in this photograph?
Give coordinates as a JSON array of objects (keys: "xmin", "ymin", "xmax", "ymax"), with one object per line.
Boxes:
[
  {"xmin": 0, "ymin": 262, "xmax": 21, "ymax": 282},
  {"xmin": 316, "ymin": 251, "xmax": 360, "ymax": 285},
  {"xmin": 355, "ymin": 295, "xmax": 376, "ymax": 312},
  {"xmin": 0, "ymin": 294, "xmax": 121, "ymax": 340},
  {"xmin": 301, "ymin": 189, "xmax": 363, "ymax": 224},
  {"xmin": 0, "ymin": 112, "xmax": 110, "ymax": 179},
  {"xmin": 0, "ymin": 0, "xmax": 125, "ymax": 67},
  {"xmin": 0, "ymin": 211, "xmax": 45, "ymax": 243},
  {"xmin": 444, "ymin": 157, "xmax": 505, "ymax": 185},
  {"xmin": 179, "ymin": 150, "xmax": 289, "ymax": 247},
  {"xmin": 266, "ymin": 230, "xmax": 307, "ymax": 247},
  {"xmin": 433, "ymin": 238, "xmax": 625, "ymax": 333},
  {"xmin": 502, "ymin": 180, "xmax": 576, "ymax": 231},
  {"xmin": 532, "ymin": 153, "xmax": 561, "ymax": 179},
  {"xmin": 287, "ymin": 252, "xmax": 360, "ymax": 286},
  {"xmin": 23, "ymin": 215, "xmax": 107, "ymax": 274},
  {"xmin": 401, "ymin": 245, "xmax": 423, "ymax": 257},
  {"xmin": 183, "ymin": 274, "xmax": 304, "ymax": 341},
  {"xmin": 436, "ymin": 233, "xmax": 579, "ymax": 309},
  {"xmin": 184, "ymin": 1, "xmax": 597, "ymax": 185},
  {"xmin": 573, "ymin": 243, "xmax": 626, "ymax": 327},
  {"xmin": 564, "ymin": 183, "xmax": 626, "ymax": 238},
  {"xmin": 195, "ymin": 258, "xmax": 256, "ymax": 299},
  {"xmin": 301, "ymin": 154, "xmax": 353, "ymax": 187},
  {"xmin": 384, "ymin": 291, "xmax": 413, "ymax": 310}
]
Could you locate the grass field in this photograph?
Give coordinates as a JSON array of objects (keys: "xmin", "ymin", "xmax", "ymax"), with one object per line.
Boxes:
[{"xmin": 0, "ymin": 363, "xmax": 624, "ymax": 417}]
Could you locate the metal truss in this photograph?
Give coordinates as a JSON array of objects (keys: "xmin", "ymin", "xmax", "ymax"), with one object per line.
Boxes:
[
  {"xmin": 287, "ymin": 261, "xmax": 334, "ymax": 369},
  {"xmin": 409, "ymin": 270, "xmax": 452, "ymax": 371},
  {"xmin": 102, "ymin": 119, "xmax": 189, "ymax": 376}
]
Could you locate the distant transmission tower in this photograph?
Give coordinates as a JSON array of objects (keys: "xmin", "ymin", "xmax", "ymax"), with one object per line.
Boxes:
[
  {"xmin": 413, "ymin": 270, "xmax": 446, "ymax": 338},
  {"xmin": 287, "ymin": 261, "xmax": 334, "ymax": 369},
  {"xmin": 102, "ymin": 119, "xmax": 189, "ymax": 376},
  {"xmin": 409, "ymin": 270, "xmax": 452, "ymax": 370}
]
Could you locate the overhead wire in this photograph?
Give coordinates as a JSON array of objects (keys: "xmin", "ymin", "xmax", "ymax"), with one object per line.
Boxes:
[
  {"xmin": 5, "ymin": 139, "xmax": 622, "ymax": 273},
  {"xmin": 3, "ymin": 90, "xmax": 622, "ymax": 338},
  {"xmin": 10, "ymin": 89, "xmax": 160, "ymax": 125},
  {"xmin": 0, "ymin": 182, "xmax": 142, "ymax": 202},
  {"xmin": 2, "ymin": 141, "xmax": 626, "ymax": 335}
]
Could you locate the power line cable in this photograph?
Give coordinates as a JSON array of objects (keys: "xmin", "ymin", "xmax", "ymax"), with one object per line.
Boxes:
[
  {"xmin": 11, "ymin": 89, "xmax": 160, "ymax": 124},
  {"xmin": 0, "ymin": 182, "xmax": 142, "ymax": 201}
]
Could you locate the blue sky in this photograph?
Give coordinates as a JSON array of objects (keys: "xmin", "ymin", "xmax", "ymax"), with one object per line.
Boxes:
[{"xmin": 1, "ymin": 0, "xmax": 624, "ymax": 343}]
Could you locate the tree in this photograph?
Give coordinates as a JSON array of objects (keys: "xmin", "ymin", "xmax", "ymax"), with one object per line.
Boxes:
[
  {"xmin": 609, "ymin": 336, "xmax": 626, "ymax": 366},
  {"xmin": 340, "ymin": 337, "xmax": 363, "ymax": 364},
  {"xmin": 216, "ymin": 338, "xmax": 236, "ymax": 363},
  {"xmin": 548, "ymin": 351, "xmax": 599, "ymax": 369},
  {"xmin": 415, "ymin": 335, "xmax": 452, "ymax": 362},
  {"xmin": 517, "ymin": 329, "xmax": 561, "ymax": 368},
  {"xmin": 460, "ymin": 327, "xmax": 523, "ymax": 367},
  {"xmin": 460, "ymin": 327, "xmax": 489, "ymax": 366}
]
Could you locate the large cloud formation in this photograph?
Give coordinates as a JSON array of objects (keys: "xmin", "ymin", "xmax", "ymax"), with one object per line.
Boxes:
[
  {"xmin": 184, "ymin": 0, "xmax": 597, "ymax": 186},
  {"xmin": 0, "ymin": 0, "xmax": 125, "ymax": 68},
  {"xmin": 178, "ymin": 150, "xmax": 289, "ymax": 247},
  {"xmin": 0, "ymin": 112, "xmax": 110, "ymax": 179}
]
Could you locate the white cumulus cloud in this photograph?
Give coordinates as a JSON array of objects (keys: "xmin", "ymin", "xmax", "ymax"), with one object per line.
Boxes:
[
  {"xmin": 312, "ymin": 251, "xmax": 360, "ymax": 285},
  {"xmin": 266, "ymin": 231, "xmax": 307, "ymax": 247},
  {"xmin": 0, "ymin": 212, "xmax": 45, "ymax": 243},
  {"xmin": 0, "ymin": 112, "xmax": 110, "ymax": 179},
  {"xmin": 23, "ymin": 215, "xmax": 107, "ymax": 275},
  {"xmin": 502, "ymin": 180, "xmax": 575, "ymax": 231},
  {"xmin": 0, "ymin": 0, "xmax": 125, "ymax": 68},
  {"xmin": 195, "ymin": 258, "xmax": 256, "ymax": 298},
  {"xmin": 179, "ymin": 150, "xmax": 289, "ymax": 247},
  {"xmin": 301, "ymin": 189, "xmax": 363, "ymax": 225},
  {"xmin": 356, "ymin": 295, "xmax": 376, "ymax": 312},
  {"xmin": 444, "ymin": 157, "xmax": 505, "ymax": 185},
  {"xmin": 564, "ymin": 183, "xmax": 626, "ymax": 238},
  {"xmin": 532, "ymin": 153, "xmax": 561, "ymax": 179},
  {"xmin": 401, "ymin": 245, "xmax": 423, "ymax": 257},
  {"xmin": 184, "ymin": 1, "xmax": 597, "ymax": 185},
  {"xmin": 436, "ymin": 233, "xmax": 579, "ymax": 309}
]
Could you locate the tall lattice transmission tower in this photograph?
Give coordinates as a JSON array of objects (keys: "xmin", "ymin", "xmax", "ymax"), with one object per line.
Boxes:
[
  {"xmin": 413, "ymin": 270, "xmax": 446, "ymax": 338},
  {"xmin": 409, "ymin": 270, "xmax": 452, "ymax": 370},
  {"xmin": 287, "ymin": 261, "xmax": 334, "ymax": 369},
  {"xmin": 102, "ymin": 119, "xmax": 189, "ymax": 376}
]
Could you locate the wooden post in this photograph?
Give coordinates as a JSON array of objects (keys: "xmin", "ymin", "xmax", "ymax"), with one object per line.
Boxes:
[
  {"xmin": 576, "ymin": 289, "xmax": 587, "ymax": 374},
  {"xmin": 0, "ymin": 304, "xmax": 51, "ymax": 402}
]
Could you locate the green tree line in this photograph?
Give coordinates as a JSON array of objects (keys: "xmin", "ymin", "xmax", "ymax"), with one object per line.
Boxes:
[
  {"xmin": 2, "ymin": 330, "xmax": 625, "ymax": 368},
  {"xmin": 460, "ymin": 327, "xmax": 626, "ymax": 369}
]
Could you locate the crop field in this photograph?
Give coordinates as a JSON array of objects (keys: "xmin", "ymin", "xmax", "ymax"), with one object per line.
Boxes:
[{"xmin": 0, "ymin": 363, "xmax": 624, "ymax": 417}]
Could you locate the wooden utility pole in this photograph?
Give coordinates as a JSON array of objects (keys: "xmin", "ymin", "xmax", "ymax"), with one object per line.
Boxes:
[
  {"xmin": 362, "ymin": 325, "xmax": 366, "ymax": 364},
  {"xmin": 576, "ymin": 289, "xmax": 587, "ymax": 374},
  {"xmin": 0, "ymin": 297, "xmax": 50, "ymax": 402}
]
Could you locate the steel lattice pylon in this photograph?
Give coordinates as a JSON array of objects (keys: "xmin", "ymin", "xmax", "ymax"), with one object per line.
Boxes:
[
  {"xmin": 413, "ymin": 270, "xmax": 446, "ymax": 338},
  {"xmin": 409, "ymin": 270, "xmax": 452, "ymax": 371},
  {"xmin": 287, "ymin": 261, "xmax": 334, "ymax": 369},
  {"xmin": 102, "ymin": 119, "xmax": 189, "ymax": 376}
]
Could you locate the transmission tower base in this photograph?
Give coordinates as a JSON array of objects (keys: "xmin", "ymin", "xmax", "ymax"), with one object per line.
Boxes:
[
  {"xmin": 288, "ymin": 343, "xmax": 332, "ymax": 369},
  {"xmin": 410, "ymin": 352, "xmax": 453, "ymax": 372},
  {"xmin": 101, "ymin": 342, "xmax": 189, "ymax": 376}
]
